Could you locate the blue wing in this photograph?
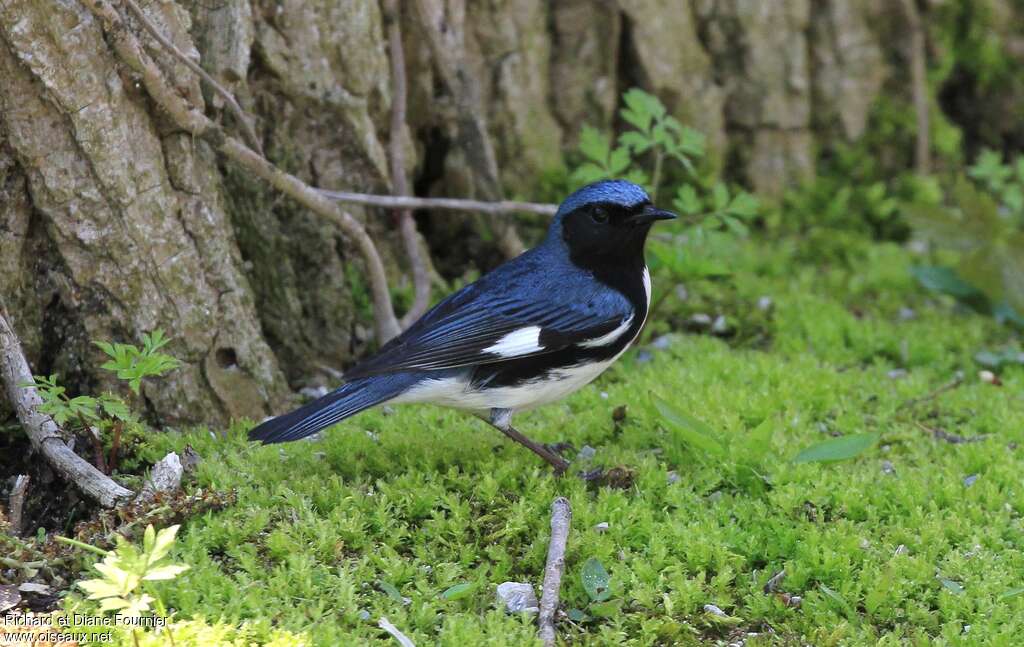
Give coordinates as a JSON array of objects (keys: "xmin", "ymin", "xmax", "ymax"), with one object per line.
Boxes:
[{"xmin": 345, "ymin": 251, "xmax": 633, "ymax": 379}]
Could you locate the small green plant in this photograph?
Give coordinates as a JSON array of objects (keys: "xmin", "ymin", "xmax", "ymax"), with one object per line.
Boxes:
[
  {"xmin": 906, "ymin": 175, "xmax": 1024, "ymax": 326},
  {"xmin": 572, "ymin": 89, "xmax": 706, "ymax": 200},
  {"xmin": 93, "ymin": 329, "xmax": 180, "ymax": 394},
  {"xmin": 26, "ymin": 329, "xmax": 180, "ymax": 472},
  {"xmin": 967, "ymin": 148, "xmax": 1024, "ymax": 225},
  {"xmin": 74, "ymin": 524, "xmax": 190, "ymax": 617}
]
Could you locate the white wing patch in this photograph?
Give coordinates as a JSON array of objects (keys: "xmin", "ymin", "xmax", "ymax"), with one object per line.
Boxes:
[
  {"xmin": 579, "ymin": 314, "xmax": 635, "ymax": 348},
  {"xmin": 642, "ymin": 266, "xmax": 652, "ymax": 306},
  {"xmin": 483, "ymin": 326, "xmax": 543, "ymax": 358}
]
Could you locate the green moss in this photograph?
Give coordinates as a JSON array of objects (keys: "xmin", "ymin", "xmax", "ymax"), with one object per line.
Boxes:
[{"xmin": 120, "ymin": 236, "xmax": 1024, "ymax": 646}]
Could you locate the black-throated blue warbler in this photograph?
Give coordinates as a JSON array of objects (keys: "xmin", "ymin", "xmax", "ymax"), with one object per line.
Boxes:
[{"xmin": 249, "ymin": 179, "xmax": 676, "ymax": 473}]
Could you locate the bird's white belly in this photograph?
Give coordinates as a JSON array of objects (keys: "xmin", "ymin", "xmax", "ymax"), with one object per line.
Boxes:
[{"xmin": 392, "ymin": 358, "xmax": 618, "ymax": 413}]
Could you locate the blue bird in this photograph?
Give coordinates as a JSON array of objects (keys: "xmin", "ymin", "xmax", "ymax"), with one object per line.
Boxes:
[{"xmin": 248, "ymin": 179, "xmax": 676, "ymax": 473}]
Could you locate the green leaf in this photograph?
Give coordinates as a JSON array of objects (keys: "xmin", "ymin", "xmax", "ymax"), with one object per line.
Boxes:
[
  {"xmin": 567, "ymin": 608, "xmax": 587, "ymax": 623},
  {"xmin": 578, "ymin": 126, "xmax": 612, "ymax": 165},
  {"xmin": 653, "ymin": 395, "xmax": 726, "ymax": 457},
  {"xmin": 726, "ymin": 191, "xmax": 759, "ymax": 219},
  {"xmin": 141, "ymin": 564, "xmax": 190, "ymax": 581},
  {"xmin": 673, "ymin": 185, "xmax": 702, "ymax": 215},
  {"xmin": 711, "ymin": 183, "xmax": 730, "ymax": 212},
  {"xmin": 149, "ymin": 525, "xmax": 180, "ymax": 563},
  {"xmin": 618, "ymin": 130, "xmax": 651, "ymax": 154},
  {"xmin": 581, "ymin": 557, "xmax": 611, "ymax": 602},
  {"xmin": 938, "ymin": 577, "xmax": 964, "ymax": 594},
  {"xmin": 720, "ymin": 215, "xmax": 749, "ymax": 237},
  {"xmin": 607, "ymin": 147, "xmax": 632, "ymax": 176},
  {"xmin": 910, "ymin": 266, "xmax": 983, "ymax": 299},
  {"xmin": 571, "ymin": 163, "xmax": 610, "ymax": 185},
  {"xmin": 793, "ymin": 433, "xmax": 878, "ymax": 464},
  {"xmin": 1000, "ymin": 587, "xmax": 1024, "ymax": 600},
  {"xmin": 440, "ymin": 582, "xmax": 476, "ymax": 601},
  {"xmin": 379, "ymin": 581, "xmax": 404, "ymax": 604},
  {"xmin": 679, "ymin": 127, "xmax": 706, "ymax": 157}
]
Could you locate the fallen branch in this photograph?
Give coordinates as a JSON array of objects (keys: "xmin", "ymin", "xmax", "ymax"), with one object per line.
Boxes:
[
  {"xmin": 120, "ymin": 0, "xmax": 262, "ymax": 155},
  {"xmin": 538, "ymin": 497, "xmax": 571, "ymax": 647},
  {"xmin": 384, "ymin": 0, "xmax": 432, "ymax": 328},
  {"xmin": 898, "ymin": 371, "xmax": 964, "ymax": 411},
  {"xmin": 83, "ymin": 0, "xmax": 402, "ymax": 342},
  {"xmin": 0, "ymin": 310, "xmax": 133, "ymax": 508},
  {"xmin": 318, "ymin": 190, "xmax": 557, "ymax": 217},
  {"xmin": 8, "ymin": 475, "xmax": 29, "ymax": 536}
]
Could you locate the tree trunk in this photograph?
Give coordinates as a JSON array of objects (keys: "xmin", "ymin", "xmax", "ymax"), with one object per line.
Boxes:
[{"xmin": 1, "ymin": 0, "xmax": 1020, "ymax": 426}]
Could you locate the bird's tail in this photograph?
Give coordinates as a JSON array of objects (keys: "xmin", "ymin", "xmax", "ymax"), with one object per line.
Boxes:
[{"xmin": 248, "ymin": 373, "xmax": 420, "ymax": 444}]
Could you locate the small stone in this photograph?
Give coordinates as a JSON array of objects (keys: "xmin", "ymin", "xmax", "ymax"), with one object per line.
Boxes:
[
  {"xmin": 594, "ymin": 522, "xmax": 610, "ymax": 533},
  {"xmin": 881, "ymin": 460, "xmax": 895, "ymax": 474},
  {"xmin": 711, "ymin": 315, "xmax": 729, "ymax": 334},
  {"xmin": 689, "ymin": 313, "xmax": 713, "ymax": 328},
  {"xmin": 963, "ymin": 474, "xmax": 979, "ymax": 487},
  {"xmin": 635, "ymin": 350, "xmax": 653, "ymax": 363},
  {"xmin": 675, "ymin": 284, "xmax": 689, "ymax": 301},
  {"xmin": 899, "ymin": 307, "xmax": 916, "ymax": 320},
  {"xmin": 381, "ymin": 405, "xmax": 396, "ymax": 416},
  {"xmin": 887, "ymin": 369, "xmax": 908, "ymax": 380},
  {"xmin": 495, "ymin": 582, "xmax": 539, "ymax": 614},
  {"xmin": 358, "ymin": 609, "xmax": 371, "ymax": 621},
  {"xmin": 894, "ymin": 544, "xmax": 908, "ymax": 556},
  {"xmin": 757, "ymin": 296, "xmax": 773, "ymax": 311},
  {"xmin": 979, "ymin": 370, "xmax": 1001, "ymax": 385},
  {"xmin": 18, "ymin": 583, "xmax": 51, "ymax": 595},
  {"xmin": 364, "ymin": 430, "xmax": 380, "ymax": 442},
  {"xmin": 859, "ymin": 538, "xmax": 871, "ymax": 549},
  {"xmin": 667, "ymin": 470, "xmax": 680, "ymax": 485},
  {"xmin": 599, "ymin": 391, "xmax": 609, "ymax": 399},
  {"xmin": 577, "ymin": 445, "xmax": 597, "ymax": 462},
  {"xmin": 651, "ymin": 335, "xmax": 672, "ymax": 350},
  {"xmin": 703, "ymin": 603, "xmax": 726, "ymax": 616}
]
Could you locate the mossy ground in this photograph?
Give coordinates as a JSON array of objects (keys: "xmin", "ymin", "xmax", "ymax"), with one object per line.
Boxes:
[{"xmin": 117, "ymin": 234, "xmax": 1022, "ymax": 646}]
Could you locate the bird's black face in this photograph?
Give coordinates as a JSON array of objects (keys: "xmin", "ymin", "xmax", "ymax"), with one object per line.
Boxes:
[{"xmin": 561, "ymin": 200, "xmax": 676, "ymax": 269}]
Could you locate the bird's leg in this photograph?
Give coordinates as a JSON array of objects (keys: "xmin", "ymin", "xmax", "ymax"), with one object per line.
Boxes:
[{"xmin": 486, "ymin": 408, "xmax": 570, "ymax": 475}]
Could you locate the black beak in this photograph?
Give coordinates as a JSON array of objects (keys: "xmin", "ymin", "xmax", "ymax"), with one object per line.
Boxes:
[{"xmin": 628, "ymin": 205, "xmax": 677, "ymax": 226}]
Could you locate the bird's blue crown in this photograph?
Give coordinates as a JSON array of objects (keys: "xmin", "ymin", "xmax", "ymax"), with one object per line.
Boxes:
[{"xmin": 555, "ymin": 180, "xmax": 650, "ymax": 219}]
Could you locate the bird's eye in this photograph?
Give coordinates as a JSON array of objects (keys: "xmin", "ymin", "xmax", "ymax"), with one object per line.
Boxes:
[{"xmin": 591, "ymin": 207, "xmax": 609, "ymax": 224}]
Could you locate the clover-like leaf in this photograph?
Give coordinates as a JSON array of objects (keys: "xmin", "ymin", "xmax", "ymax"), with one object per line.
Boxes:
[
  {"xmin": 581, "ymin": 557, "xmax": 611, "ymax": 602},
  {"xmin": 793, "ymin": 433, "xmax": 878, "ymax": 464}
]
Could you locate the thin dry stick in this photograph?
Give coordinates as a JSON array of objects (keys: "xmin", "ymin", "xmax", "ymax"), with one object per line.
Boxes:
[
  {"xmin": 318, "ymin": 190, "xmax": 557, "ymax": 217},
  {"xmin": 84, "ymin": 0, "xmax": 402, "ymax": 342},
  {"xmin": 384, "ymin": 0, "xmax": 431, "ymax": 328},
  {"xmin": 900, "ymin": 0, "xmax": 930, "ymax": 174},
  {"xmin": 8, "ymin": 475, "xmax": 29, "ymax": 535},
  {"xmin": 378, "ymin": 617, "xmax": 416, "ymax": 647},
  {"xmin": 0, "ymin": 311, "xmax": 133, "ymax": 508},
  {"xmin": 897, "ymin": 372, "xmax": 964, "ymax": 411},
  {"xmin": 120, "ymin": 0, "xmax": 262, "ymax": 154},
  {"xmin": 538, "ymin": 497, "xmax": 571, "ymax": 647}
]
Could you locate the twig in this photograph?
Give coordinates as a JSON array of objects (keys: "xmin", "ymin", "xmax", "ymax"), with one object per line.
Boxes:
[
  {"xmin": 378, "ymin": 617, "xmax": 416, "ymax": 647},
  {"xmin": 317, "ymin": 190, "xmax": 557, "ymax": 216},
  {"xmin": 899, "ymin": 0, "xmax": 930, "ymax": 174},
  {"xmin": 384, "ymin": 0, "xmax": 432, "ymax": 328},
  {"xmin": 0, "ymin": 310, "xmax": 133, "ymax": 508},
  {"xmin": 83, "ymin": 0, "xmax": 402, "ymax": 342},
  {"xmin": 898, "ymin": 372, "xmax": 964, "ymax": 411},
  {"xmin": 120, "ymin": 0, "xmax": 262, "ymax": 155},
  {"xmin": 538, "ymin": 497, "xmax": 571, "ymax": 647},
  {"xmin": 8, "ymin": 475, "xmax": 29, "ymax": 536}
]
